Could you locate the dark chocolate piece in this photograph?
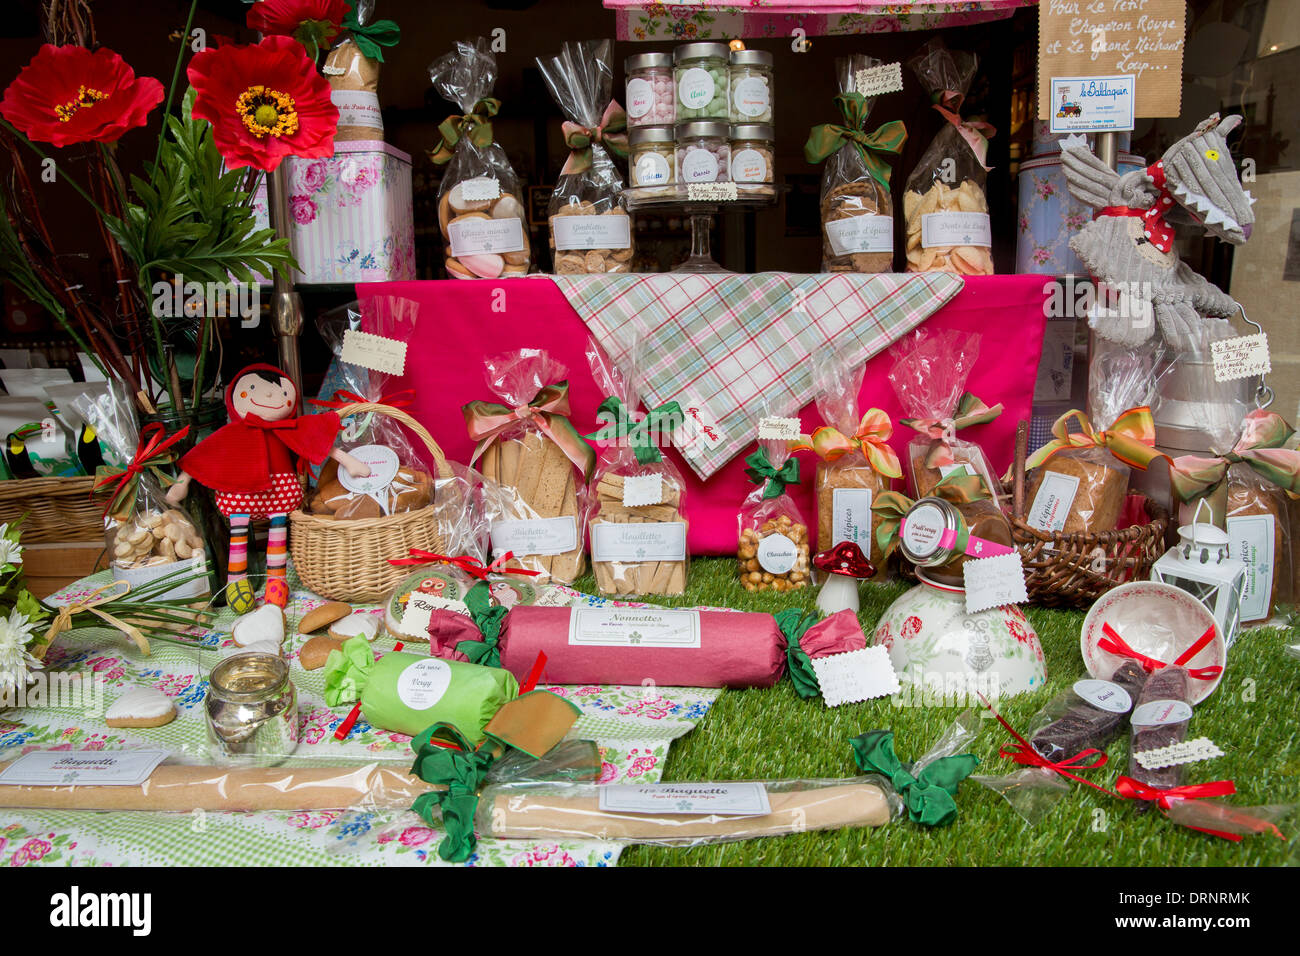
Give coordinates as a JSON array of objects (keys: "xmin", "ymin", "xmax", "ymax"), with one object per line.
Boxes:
[
  {"xmin": 1127, "ymin": 666, "xmax": 1193, "ymax": 801},
  {"xmin": 1031, "ymin": 661, "xmax": 1149, "ymax": 763}
]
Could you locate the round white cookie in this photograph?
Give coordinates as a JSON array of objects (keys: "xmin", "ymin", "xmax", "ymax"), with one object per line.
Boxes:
[
  {"xmin": 328, "ymin": 611, "xmax": 381, "ymax": 642},
  {"xmin": 105, "ymin": 686, "xmax": 176, "ymax": 728}
]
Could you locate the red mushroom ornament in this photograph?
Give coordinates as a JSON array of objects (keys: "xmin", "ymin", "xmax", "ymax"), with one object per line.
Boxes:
[{"xmin": 813, "ymin": 541, "xmax": 875, "ymax": 615}]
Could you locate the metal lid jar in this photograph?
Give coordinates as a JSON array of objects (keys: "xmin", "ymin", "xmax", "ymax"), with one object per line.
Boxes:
[
  {"xmin": 730, "ymin": 123, "xmax": 775, "ymax": 186},
  {"xmin": 675, "ymin": 120, "xmax": 731, "ymax": 184},
  {"xmin": 629, "ymin": 126, "xmax": 676, "ymax": 189},
  {"xmin": 729, "ymin": 49, "xmax": 773, "ymax": 123},
  {"xmin": 205, "ymin": 652, "xmax": 299, "ymax": 766},
  {"xmin": 673, "ymin": 42, "xmax": 730, "ymax": 120},
  {"xmin": 625, "ymin": 51, "xmax": 675, "ymax": 128}
]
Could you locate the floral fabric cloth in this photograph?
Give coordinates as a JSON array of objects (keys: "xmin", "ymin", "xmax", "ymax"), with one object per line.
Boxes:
[{"xmin": 0, "ymin": 569, "xmax": 719, "ymax": 867}]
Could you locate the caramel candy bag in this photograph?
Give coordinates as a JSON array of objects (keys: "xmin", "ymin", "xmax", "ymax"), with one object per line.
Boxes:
[{"xmin": 738, "ymin": 406, "xmax": 810, "ymax": 594}]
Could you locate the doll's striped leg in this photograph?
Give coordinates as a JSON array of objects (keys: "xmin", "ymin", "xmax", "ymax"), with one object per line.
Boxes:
[
  {"xmin": 264, "ymin": 513, "xmax": 290, "ymax": 608},
  {"xmin": 227, "ymin": 514, "xmax": 251, "ymax": 582}
]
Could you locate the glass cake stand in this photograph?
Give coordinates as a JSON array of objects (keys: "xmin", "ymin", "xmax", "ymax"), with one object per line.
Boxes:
[{"xmin": 622, "ymin": 184, "xmax": 779, "ymax": 274}]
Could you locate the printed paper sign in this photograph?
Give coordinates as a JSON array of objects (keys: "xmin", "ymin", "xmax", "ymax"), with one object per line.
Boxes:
[
  {"xmin": 1211, "ymin": 333, "xmax": 1270, "ymax": 383},
  {"xmin": 686, "ymin": 182, "xmax": 738, "ymax": 202},
  {"xmin": 831, "ymin": 487, "xmax": 873, "ymax": 550},
  {"xmin": 552, "ymin": 214, "xmax": 632, "ymax": 251},
  {"xmin": 399, "ymin": 592, "xmax": 471, "ymax": 639},
  {"xmin": 1227, "ymin": 513, "xmax": 1274, "ymax": 625},
  {"xmin": 330, "ymin": 90, "xmax": 384, "ymax": 130},
  {"xmin": 598, "ymin": 782, "xmax": 770, "ymax": 816},
  {"xmin": 448, "ymin": 216, "xmax": 525, "ymax": 257},
  {"xmin": 340, "ymin": 329, "xmax": 407, "ymax": 376},
  {"xmin": 0, "ymin": 749, "xmax": 168, "ymax": 787},
  {"xmin": 854, "ymin": 63, "xmax": 904, "ymax": 98},
  {"xmin": 622, "ymin": 473, "xmax": 665, "ymax": 507},
  {"xmin": 921, "ymin": 212, "xmax": 992, "ymax": 248},
  {"xmin": 490, "ymin": 516, "xmax": 577, "ymax": 557},
  {"xmin": 963, "ymin": 552, "xmax": 1029, "ymax": 614},
  {"xmin": 460, "ymin": 177, "xmax": 501, "ymax": 202},
  {"xmin": 1134, "ymin": 737, "xmax": 1223, "ymax": 770},
  {"xmin": 1026, "ymin": 471, "xmax": 1081, "ymax": 533},
  {"xmin": 590, "ymin": 521, "xmax": 687, "ymax": 563},
  {"xmin": 568, "ymin": 608, "xmax": 701, "ymax": 648},
  {"xmin": 825, "ymin": 215, "xmax": 893, "ymax": 256},
  {"xmin": 396, "ymin": 658, "xmax": 451, "ymax": 710},
  {"xmin": 1048, "ymin": 75, "xmax": 1136, "ymax": 134},
  {"xmin": 757, "ymin": 416, "xmax": 802, "ymax": 441},
  {"xmin": 1073, "ymin": 678, "xmax": 1132, "ymax": 714},
  {"xmin": 812, "ymin": 646, "xmax": 900, "ymax": 707}
]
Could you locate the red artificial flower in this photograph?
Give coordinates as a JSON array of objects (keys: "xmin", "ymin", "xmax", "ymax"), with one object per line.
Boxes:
[
  {"xmin": 247, "ymin": 0, "xmax": 348, "ymax": 50},
  {"xmin": 187, "ymin": 35, "xmax": 338, "ymax": 172},
  {"xmin": 0, "ymin": 44, "xmax": 163, "ymax": 147}
]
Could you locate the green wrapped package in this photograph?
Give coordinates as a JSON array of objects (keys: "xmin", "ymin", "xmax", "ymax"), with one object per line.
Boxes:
[{"xmin": 323, "ymin": 637, "xmax": 519, "ymax": 742}]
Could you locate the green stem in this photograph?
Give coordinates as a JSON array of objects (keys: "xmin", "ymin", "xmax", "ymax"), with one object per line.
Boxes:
[
  {"xmin": 0, "ymin": 120, "xmax": 108, "ymax": 219},
  {"xmin": 153, "ymin": 0, "xmax": 200, "ymax": 175}
]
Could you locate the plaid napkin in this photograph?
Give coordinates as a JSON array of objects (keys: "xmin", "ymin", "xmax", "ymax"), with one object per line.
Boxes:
[{"xmin": 552, "ymin": 272, "xmax": 964, "ymax": 479}]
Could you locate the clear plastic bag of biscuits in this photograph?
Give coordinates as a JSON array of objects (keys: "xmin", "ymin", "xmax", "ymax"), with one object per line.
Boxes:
[
  {"xmin": 583, "ymin": 336, "xmax": 688, "ymax": 597},
  {"xmin": 810, "ymin": 55, "xmax": 906, "ymax": 274},
  {"xmin": 323, "ymin": 0, "xmax": 392, "ymax": 143},
  {"xmin": 464, "ymin": 349, "xmax": 593, "ymax": 585},
  {"xmin": 796, "ymin": 351, "xmax": 901, "ymax": 575},
  {"xmin": 902, "ymin": 39, "xmax": 994, "ymax": 275},
  {"xmin": 737, "ymin": 400, "xmax": 811, "ymax": 594},
  {"xmin": 429, "ymin": 37, "xmax": 531, "ymax": 279},
  {"xmin": 308, "ymin": 296, "xmax": 433, "ymax": 520},
  {"xmin": 536, "ymin": 40, "xmax": 634, "ymax": 275},
  {"xmin": 888, "ymin": 329, "xmax": 1002, "ymax": 501}
]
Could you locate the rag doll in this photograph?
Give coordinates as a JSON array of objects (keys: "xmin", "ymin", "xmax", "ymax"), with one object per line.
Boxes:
[{"xmin": 165, "ymin": 364, "xmax": 370, "ymax": 607}]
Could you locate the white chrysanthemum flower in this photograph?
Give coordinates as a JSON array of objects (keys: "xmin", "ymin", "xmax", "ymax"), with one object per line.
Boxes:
[
  {"xmin": 0, "ymin": 534, "xmax": 21, "ymax": 568},
  {"xmin": 0, "ymin": 608, "xmax": 40, "ymax": 694}
]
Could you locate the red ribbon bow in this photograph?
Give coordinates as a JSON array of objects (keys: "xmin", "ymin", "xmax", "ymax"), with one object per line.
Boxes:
[
  {"xmin": 310, "ymin": 389, "xmax": 414, "ymax": 410},
  {"xmin": 1098, "ymin": 622, "xmax": 1223, "ymax": 682},
  {"xmin": 1094, "ymin": 160, "xmax": 1177, "ymax": 253},
  {"xmin": 387, "ymin": 549, "xmax": 542, "ymax": 580},
  {"xmin": 92, "ymin": 423, "xmax": 191, "ymax": 519},
  {"xmin": 980, "ymin": 695, "xmax": 1114, "ymax": 794},
  {"xmin": 1112, "ymin": 776, "xmax": 1267, "ymax": 841}
]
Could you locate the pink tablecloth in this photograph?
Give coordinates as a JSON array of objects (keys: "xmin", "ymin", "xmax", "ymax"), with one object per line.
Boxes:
[{"xmin": 359, "ymin": 274, "xmax": 1049, "ymax": 554}]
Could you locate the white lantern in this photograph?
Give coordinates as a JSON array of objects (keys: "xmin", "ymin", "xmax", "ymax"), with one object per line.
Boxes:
[{"xmin": 1150, "ymin": 502, "xmax": 1248, "ymax": 649}]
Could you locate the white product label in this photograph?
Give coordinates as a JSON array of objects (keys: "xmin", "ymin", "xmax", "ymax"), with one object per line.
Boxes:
[
  {"xmin": 686, "ymin": 182, "xmax": 738, "ymax": 201},
  {"xmin": 677, "ymin": 67, "xmax": 715, "ymax": 110},
  {"xmin": 1026, "ymin": 471, "xmax": 1081, "ymax": 533},
  {"xmin": 399, "ymin": 593, "xmax": 471, "ymax": 639},
  {"xmin": 921, "ymin": 212, "xmax": 992, "ymax": 248},
  {"xmin": 396, "ymin": 658, "xmax": 452, "ymax": 710},
  {"xmin": 938, "ymin": 463, "xmax": 973, "ymax": 480},
  {"xmin": 1134, "ymin": 737, "xmax": 1224, "ymax": 770},
  {"xmin": 490, "ymin": 516, "xmax": 578, "ymax": 557},
  {"xmin": 732, "ymin": 76, "xmax": 769, "ymax": 117},
  {"xmin": 448, "ymin": 216, "xmax": 524, "ymax": 257},
  {"xmin": 633, "ymin": 151, "xmax": 671, "ymax": 186},
  {"xmin": 622, "ymin": 473, "xmax": 664, "ymax": 507},
  {"xmin": 1132, "ymin": 699, "xmax": 1193, "ymax": 727},
  {"xmin": 1073, "ymin": 678, "xmax": 1132, "ymax": 714},
  {"xmin": 1227, "ymin": 513, "xmax": 1274, "ymax": 622},
  {"xmin": 680, "ymin": 147, "xmax": 720, "ymax": 183},
  {"xmin": 337, "ymin": 443, "xmax": 400, "ymax": 496},
  {"xmin": 963, "ymin": 551, "xmax": 1029, "ymax": 614},
  {"xmin": 598, "ymin": 782, "xmax": 770, "ymax": 816},
  {"xmin": 854, "ymin": 63, "xmax": 904, "ymax": 97},
  {"xmin": 591, "ymin": 521, "xmax": 687, "ymax": 562},
  {"xmin": 812, "ymin": 646, "xmax": 900, "ymax": 707},
  {"xmin": 0, "ymin": 749, "xmax": 168, "ymax": 787},
  {"xmin": 757, "ymin": 532, "xmax": 798, "ymax": 574},
  {"xmin": 460, "ymin": 177, "xmax": 501, "ymax": 202},
  {"xmin": 340, "ymin": 329, "xmax": 407, "ymax": 376},
  {"xmin": 330, "ymin": 89, "xmax": 384, "ymax": 131},
  {"xmin": 825, "ymin": 214, "xmax": 894, "ymax": 255},
  {"xmin": 626, "ymin": 77, "xmax": 654, "ymax": 118},
  {"xmin": 568, "ymin": 608, "xmax": 701, "ymax": 648},
  {"xmin": 1211, "ymin": 333, "xmax": 1270, "ymax": 383},
  {"xmin": 832, "ymin": 487, "xmax": 873, "ymax": 550},
  {"xmin": 757, "ymin": 416, "xmax": 801, "ymax": 440},
  {"xmin": 900, "ymin": 502, "xmax": 947, "ymax": 559},
  {"xmin": 552, "ymin": 214, "xmax": 631, "ymax": 251},
  {"xmin": 730, "ymin": 148, "xmax": 768, "ymax": 183}
]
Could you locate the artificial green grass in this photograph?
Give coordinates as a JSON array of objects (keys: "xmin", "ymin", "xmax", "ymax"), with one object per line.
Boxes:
[{"xmin": 568, "ymin": 557, "xmax": 1300, "ymax": 867}]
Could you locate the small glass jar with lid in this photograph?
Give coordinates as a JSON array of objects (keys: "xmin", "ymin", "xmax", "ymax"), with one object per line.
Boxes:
[
  {"xmin": 675, "ymin": 120, "xmax": 731, "ymax": 184},
  {"xmin": 625, "ymin": 52, "xmax": 675, "ymax": 128},
  {"xmin": 730, "ymin": 123, "xmax": 775, "ymax": 189},
  {"xmin": 205, "ymin": 652, "xmax": 299, "ymax": 766},
  {"xmin": 729, "ymin": 49, "xmax": 773, "ymax": 123},
  {"xmin": 629, "ymin": 126, "xmax": 677, "ymax": 191},
  {"xmin": 673, "ymin": 42, "xmax": 730, "ymax": 120}
]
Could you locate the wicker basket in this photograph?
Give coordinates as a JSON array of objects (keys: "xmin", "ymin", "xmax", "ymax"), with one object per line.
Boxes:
[
  {"xmin": 0, "ymin": 476, "xmax": 104, "ymax": 544},
  {"xmin": 289, "ymin": 402, "xmax": 454, "ymax": 602},
  {"xmin": 1009, "ymin": 421, "xmax": 1169, "ymax": 608}
]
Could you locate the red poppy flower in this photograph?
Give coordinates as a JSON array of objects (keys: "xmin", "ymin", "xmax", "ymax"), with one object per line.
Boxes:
[
  {"xmin": 247, "ymin": 0, "xmax": 348, "ymax": 51},
  {"xmin": 187, "ymin": 35, "xmax": 338, "ymax": 172},
  {"xmin": 0, "ymin": 44, "xmax": 163, "ymax": 147}
]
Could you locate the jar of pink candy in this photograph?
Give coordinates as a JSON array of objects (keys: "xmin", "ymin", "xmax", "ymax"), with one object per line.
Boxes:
[
  {"xmin": 625, "ymin": 52, "xmax": 674, "ymax": 128},
  {"xmin": 675, "ymin": 120, "xmax": 730, "ymax": 184}
]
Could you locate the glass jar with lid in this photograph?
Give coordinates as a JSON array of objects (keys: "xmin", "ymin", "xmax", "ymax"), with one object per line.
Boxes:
[
  {"xmin": 895, "ymin": 496, "xmax": 1015, "ymax": 587},
  {"xmin": 729, "ymin": 49, "xmax": 773, "ymax": 123},
  {"xmin": 730, "ymin": 123, "xmax": 775, "ymax": 190},
  {"xmin": 625, "ymin": 52, "xmax": 675, "ymax": 128},
  {"xmin": 675, "ymin": 120, "xmax": 731, "ymax": 184},
  {"xmin": 629, "ymin": 126, "xmax": 677, "ymax": 191},
  {"xmin": 673, "ymin": 42, "xmax": 730, "ymax": 120},
  {"xmin": 205, "ymin": 652, "xmax": 299, "ymax": 766}
]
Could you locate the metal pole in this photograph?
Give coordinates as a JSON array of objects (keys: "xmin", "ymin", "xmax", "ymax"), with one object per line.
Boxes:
[{"xmin": 266, "ymin": 162, "xmax": 305, "ymax": 413}]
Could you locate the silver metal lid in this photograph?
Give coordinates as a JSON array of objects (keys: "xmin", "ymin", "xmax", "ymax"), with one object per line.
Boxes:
[
  {"xmin": 729, "ymin": 49, "xmax": 773, "ymax": 68},
  {"xmin": 730, "ymin": 124, "xmax": 775, "ymax": 141},
  {"xmin": 674, "ymin": 42, "xmax": 731, "ymax": 63},
  {"xmin": 897, "ymin": 497, "xmax": 961, "ymax": 567},
  {"xmin": 676, "ymin": 120, "xmax": 730, "ymax": 139},
  {"xmin": 626, "ymin": 52, "xmax": 672, "ymax": 72},
  {"xmin": 630, "ymin": 126, "xmax": 676, "ymax": 146}
]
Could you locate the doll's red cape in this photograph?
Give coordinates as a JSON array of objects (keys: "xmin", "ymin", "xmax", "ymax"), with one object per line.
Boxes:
[{"xmin": 178, "ymin": 364, "xmax": 342, "ymax": 494}]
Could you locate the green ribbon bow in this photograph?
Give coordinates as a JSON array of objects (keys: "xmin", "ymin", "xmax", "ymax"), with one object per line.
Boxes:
[
  {"xmin": 850, "ymin": 729, "xmax": 978, "ymax": 827},
  {"xmin": 584, "ymin": 396, "xmax": 682, "ymax": 466},
  {"xmin": 776, "ymin": 608, "xmax": 822, "ymax": 700},
  {"xmin": 321, "ymin": 635, "xmax": 376, "ymax": 706},
  {"xmin": 744, "ymin": 447, "xmax": 800, "ymax": 500},
  {"xmin": 804, "ymin": 94, "xmax": 908, "ymax": 191},
  {"xmin": 560, "ymin": 101, "xmax": 629, "ymax": 175},
  {"xmin": 454, "ymin": 581, "xmax": 506, "ymax": 668},
  {"xmin": 899, "ymin": 392, "xmax": 1003, "ymax": 472},
  {"xmin": 871, "ymin": 473, "xmax": 990, "ymax": 560},
  {"xmin": 430, "ymin": 97, "xmax": 501, "ymax": 164},
  {"xmin": 409, "ymin": 723, "xmax": 497, "ymax": 863},
  {"xmin": 342, "ymin": 4, "xmax": 401, "ymax": 62}
]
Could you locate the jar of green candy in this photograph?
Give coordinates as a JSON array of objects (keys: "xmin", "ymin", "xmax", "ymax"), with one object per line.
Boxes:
[{"xmin": 673, "ymin": 42, "xmax": 729, "ymax": 120}]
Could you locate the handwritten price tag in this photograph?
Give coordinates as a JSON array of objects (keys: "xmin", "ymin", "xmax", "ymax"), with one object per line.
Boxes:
[
  {"xmin": 757, "ymin": 416, "xmax": 802, "ymax": 441},
  {"xmin": 963, "ymin": 552, "xmax": 1029, "ymax": 614},
  {"xmin": 854, "ymin": 63, "xmax": 903, "ymax": 97},
  {"xmin": 686, "ymin": 182, "xmax": 738, "ymax": 202},
  {"xmin": 1211, "ymin": 333, "xmax": 1270, "ymax": 383},
  {"xmin": 341, "ymin": 329, "xmax": 407, "ymax": 376}
]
